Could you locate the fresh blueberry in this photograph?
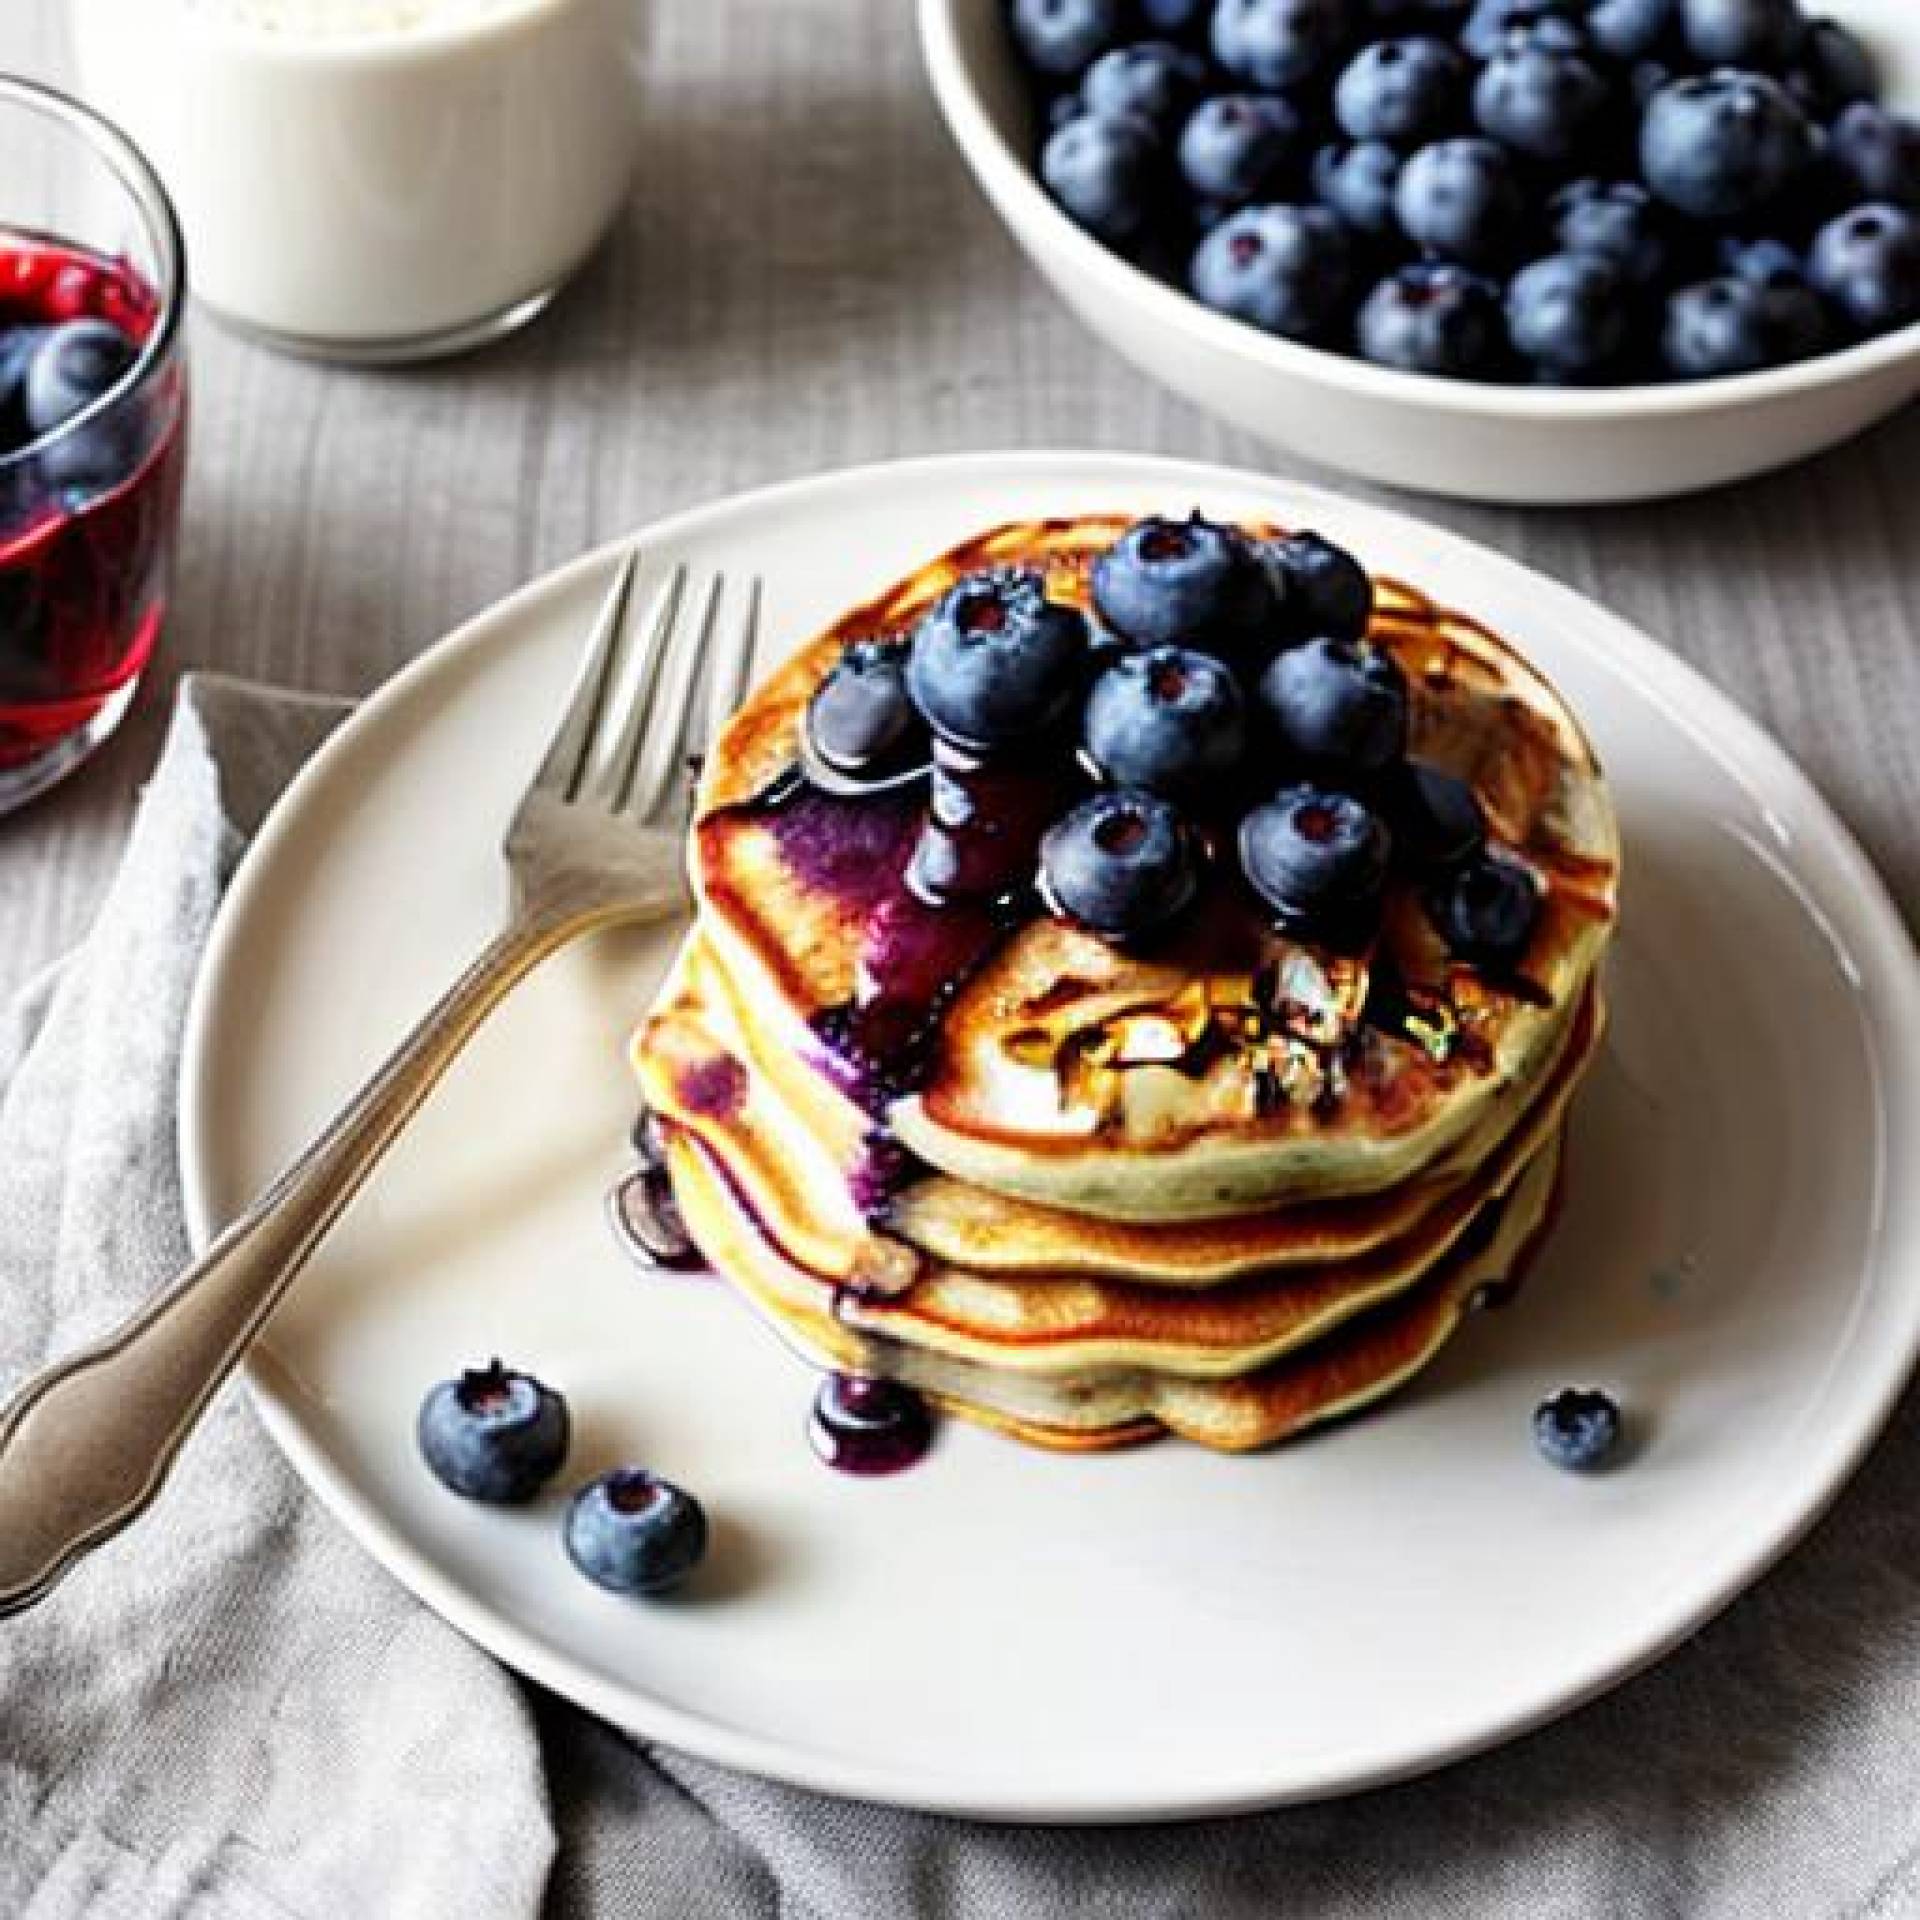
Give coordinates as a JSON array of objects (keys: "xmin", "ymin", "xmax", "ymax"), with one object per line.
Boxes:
[
  {"xmin": 805, "ymin": 639, "xmax": 927, "ymax": 783},
  {"xmin": 1083, "ymin": 40, "xmax": 1209, "ymax": 133},
  {"xmin": 1719, "ymin": 232, "xmax": 1804, "ymax": 287},
  {"xmin": 1091, "ymin": 514, "xmax": 1277, "ymax": 657},
  {"xmin": 1828, "ymin": 104, "xmax": 1920, "ymax": 213},
  {"xmin": 1583, "ymin": 0, "xmax": 1674, "ymax": 61},
  {"xmin": 1394, "ymin": 138, "xmax": 1528, "ymax": 268},
  {"xmin": 1010, "ymin": 0, "xmax": 1126, "ymax": 77},
  {"xmin": 1639, "ymin": 71, "xmax": 1814, "ymax": 221},
  {"xmin": 1211, "ymin": 0, "xmax": 1351, "ymax": 89},
  {"xmin": 1263, "ymin": 530, "xmax": 1375, "ymax": 645},
  {"xmin": 1039, "ymin": 788, "xmax": 1199, "ymax": 937},
  {"xmin": 25, "ymin": 318, "xmax": 143, "ymax": 489},
  {"xmin": 1551, "ymin": 178, "xmax": 1671, "ymax": 285},
  {"xmin": 1084, "ymin": 645, "xmax": 1247, "ymax": 796},
  {"xmin": 1793, "ymin": 18, "xmax": 1877, "ymax": 114},
  {"xmin": 417, "ymin": 1361, "xmax": 570, "ymax": 1503},
  {"xmin": 1385, "ymin": 760, "xmax": 1487, "ymax": 870},
  {"xmin": 1473, "ymin": 34, "xmax": 1611, "ymax": 165},
  {"xmin": 564, "ymin": 1469, "xmax": 709, "ymax": 1596},
  {"xmin": 1663, "ymin": 272, "xmax": 1827, "ymax": 374},
  {"xmin": 1506, "ymin": 251, "xmax": 1632, "ymax": 379},
  {"xmin": 1257, "ymin": 635, "xmax": 1408, "ymax": 774},
  {"xmin": 1532, "ymin": 1387, "xmax": 1623, "ymax": 1471},
  {"xmin": 1462, "ymin": 0, "xmax": 1575, "ymax": 60},
  {"xmin": 1357, "ymin": 262, "xmax": 1506, "ymax": 375},
  {"xmin": 906, "ymin": 568, "xmax": 1088, "ymax": 750},
  {"xmin": 1042, "ymin": 111, "xmax": 1166, "ymax": 245},
  {"xmin": 1239, "ymin": 784, "xmax": 1392, "ymax": 938},
  {"xmin": 1314, "ymin": 140, "xmax": 1406, "ymax": 239},
  {"xmin": 1677, "ymin": 0, "xmax": 1805, "ymax": 70},
  {"xmin": 1334, "ymin": 37, "xmax": 1469, "ymax": 146},
  {"xmin": 1189, "ymin": 203, "xmax": 1355, "ymax": 339},
  {"xmin": 1429, "ymin": 850, "xmax": 1541, "ymax": 968},
  {"xmin": 1179, "ymin": 95, "xmax": 1303, "ymax": 206},
  {"xmin": 1809, "ymin": 202, "xmax": 1920, "ymax": 334}
]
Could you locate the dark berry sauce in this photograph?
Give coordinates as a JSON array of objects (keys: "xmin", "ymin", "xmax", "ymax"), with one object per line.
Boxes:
[{"xmin": 808, "ymin": 1372, "xmax": 934, "ymax": 1476}]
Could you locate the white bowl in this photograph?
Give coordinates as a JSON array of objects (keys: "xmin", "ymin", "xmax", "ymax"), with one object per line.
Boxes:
[{"xmin": 918, "ymin": 0, "xmax": 1920, "ymax": 503}]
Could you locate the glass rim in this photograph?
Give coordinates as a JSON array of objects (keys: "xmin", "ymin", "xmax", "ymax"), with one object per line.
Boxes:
[{"xmin": 0, "ymin": 73, "xmax": 187, "ymax": 475}]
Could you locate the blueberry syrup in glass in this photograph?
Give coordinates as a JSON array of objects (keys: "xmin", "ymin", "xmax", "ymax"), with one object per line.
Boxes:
[{"xmin": 808, "ymin": 1371, "xmax": 934, "ymax": 1476}]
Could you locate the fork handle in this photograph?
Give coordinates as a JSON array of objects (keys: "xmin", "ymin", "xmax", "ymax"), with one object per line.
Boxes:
[{"xmin": 0, "ymin": 910, "xmax": 604, "ymax": 1617}]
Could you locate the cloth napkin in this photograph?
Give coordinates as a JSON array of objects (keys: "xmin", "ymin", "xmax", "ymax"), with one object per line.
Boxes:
[{"xmin": 8, "ymin": 674, "xmax": 1920, "ymax": 1920}]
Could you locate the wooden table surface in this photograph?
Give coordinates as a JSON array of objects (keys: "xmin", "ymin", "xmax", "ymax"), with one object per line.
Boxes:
[{"xmin": 3, "ymin": 0, "xmax": 1916, "ymax": 1005}]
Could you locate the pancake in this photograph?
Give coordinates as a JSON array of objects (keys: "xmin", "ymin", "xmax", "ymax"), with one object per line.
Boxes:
[{"xmin": 690, "ymin": 516, "xmax": 1618, "ymax": 1220}]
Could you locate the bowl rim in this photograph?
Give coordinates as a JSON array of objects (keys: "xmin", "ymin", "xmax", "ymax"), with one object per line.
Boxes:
[{"xmin": 916, "ymin": 0, "xmax": 1920, "ymax": 424}]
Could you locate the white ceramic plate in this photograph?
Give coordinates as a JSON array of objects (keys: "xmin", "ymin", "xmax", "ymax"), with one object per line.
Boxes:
[{"xmin": 179, "ymin": 452, "xmax": 1920, "ymax": 1821}]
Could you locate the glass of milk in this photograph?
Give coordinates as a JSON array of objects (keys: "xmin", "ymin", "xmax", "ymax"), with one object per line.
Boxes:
[{"xmin": 69, "ymin": 0, "xmax": 645, "ymax": 362}]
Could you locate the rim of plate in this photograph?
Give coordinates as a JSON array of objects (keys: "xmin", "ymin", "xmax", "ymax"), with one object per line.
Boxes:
[{"xmin": 178, "ymin": 450, "xmax": 1920, "ymax": 1821}]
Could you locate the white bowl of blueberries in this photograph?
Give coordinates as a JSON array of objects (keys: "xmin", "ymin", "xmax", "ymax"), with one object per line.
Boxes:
[{"xmin": 918, "ymin": 0, "xmax": 1920, "ymax": 502}]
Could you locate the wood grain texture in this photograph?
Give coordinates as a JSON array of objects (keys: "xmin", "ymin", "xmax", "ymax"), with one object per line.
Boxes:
[{"xmin": 1, "ymin": 0, "xmax": 1915, "ymax": 1003}]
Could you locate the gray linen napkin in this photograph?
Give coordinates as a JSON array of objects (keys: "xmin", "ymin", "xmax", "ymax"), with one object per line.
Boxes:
[{"xmin": 8, "ymin": 675, "xmax": 1920, "ymax": 1920}]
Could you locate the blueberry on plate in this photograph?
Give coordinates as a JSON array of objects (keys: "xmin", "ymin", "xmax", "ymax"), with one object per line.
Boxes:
[
  {"xmin": 1189, "ymin": 203, "xmax": 1355, "ymax": 340},
  {"xmin": 1639, "ymin": 71, "xmax": 1814, "ymax": 222},
  {"xmin": 1809, "ymin": 202, "xmax": 1920, "ymax": 334},
  {"xmin": 1384, "ymin": 760, "xmax": 1486, "ymax": 870},
  {"xmin": 1677, "ymin": 0, "xmax": 1805, "ymax": 71},
  {"xmin": 1584, "ymin": 0, "xmax": 1674, "ymax": 62},
  {"xmin": 1533, "ymin": 1387, "xmax": 1623, "ymax": 1471},
  {"xmin": 1082, "ymin": 40, "xmax": 1209, "ymax": 133},
  {"xmin": 1472, "ymin": 33, "xmax": 1611, "ymax": 166},
  {"xmin": 1793, "ymin": 17, "xmax": 1878, "ymax": 115},
  {"xmin": 1663, "ymin": 272, "xmax": 1827, "ymax": 375},
  {"xmin": 1334, "ymin": 37, "xmax": 1469, "ymax": 147},
  {"xmin": 1211, "ymin": 0, "xmax": 1351, "ymax": 90},
  {"xmin": 1461, "ymin": 0, "xmax": 1575, "ymax": 61},
  {"xmin": 1550, "ymin": 178, "xmax": 1671, "ymax": 287},
  {"xmin": 1506, "ymin": 251, "xmax": 1631, "ymax": 381},
  {"xmin": 1429, "ymin": 850, "xmax": 1541, "ymax": 969},
  {"xmin": 417, "ymin": 1360, "xmax": 570, "ymax": 1503},
  {"xmin": 1257, "ymin": 635, "xmax": 1408, "ymax": 775},
  {"xmin": 1084, "ymin": 644, "xmax": 1247, "ymax": 796},
  {"xmin": 1090, "ymin": 513, "xmax": 1277, "ymax": 657},
  {"xmin": 565, "ymin": 1468, "xmax": 709, "ymax": 1595},
  {"xmin": 1827, "ymin": 103, "xmax": 1920, "ymax": 214},
  {"xmin": 1041, "ymin": 110, "xmax": 1167, "ymax": 246},
  {"xmin": 1357, "ymin": 261, "xmax": 1506, "ymax": 377},
  {"xmin": 1039, "ymin": 787, "xmax": 1198, "ymax": 938},
  {"xmin": 1239, "ymin": 784, "xmax": 1392, "ymax": 938},
  {"xmin": 907, "ymin": 568, "xmax": 1087, "ymax": 750},
  {"xmin": 1263, "ymin": 530, "xmax": 1375, "ymax": 646},
  {"xmin": 1394, "ymin": 138, "xmax": 1528, "ymax": 269},
  {"xmin": 1010, "ymin": 0, "xmax": 1127, "ymax": 78},
  {"xmin": 1179, "ymin": 95, "xmax": 1303, "ymax": 207},
  {"xmin": 1313, "ymin": 140, "xmax": 1406, "ymax": 239},
  {"xmin": 805, "ymin": 639, "xmax": 927, "ymax": 783}
]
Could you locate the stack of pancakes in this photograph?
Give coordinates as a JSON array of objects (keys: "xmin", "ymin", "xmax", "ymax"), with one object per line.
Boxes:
[{"xmin": 633, "ymin": 517, "xmax": 1619, "ymax": 1453}]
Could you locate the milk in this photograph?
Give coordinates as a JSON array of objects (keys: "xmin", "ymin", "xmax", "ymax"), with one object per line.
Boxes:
[{"xmin": 70, "ymin": 0, "xmax": 644, "ymax": 358}]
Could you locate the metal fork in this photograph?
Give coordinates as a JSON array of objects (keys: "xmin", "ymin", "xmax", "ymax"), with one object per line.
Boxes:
[{"xmin": 0, "ymin": 547, "xmax": 759, "ymax": 1616}]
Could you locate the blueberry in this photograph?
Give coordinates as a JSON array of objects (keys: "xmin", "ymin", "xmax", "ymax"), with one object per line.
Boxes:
[
  {"xmin": 1394, "ymin": 138, "xmax": 1528, "ymax": 268},
  {"xmin": 1808, "ymin": 202, "xmax": 1920, "ymax": 334},
  {"xmin": 1090, "ymin": 513, "xmax": 1277, "ymax": 657},
  {"xmin": 1211, "ymin": 0, "xmax": 1351, "ymax": 89},
  {"xmin": 1385, "ymin": 760, "xmax": 1487, "ymax": 869},
  {"xmin": 1583, "ymin": 0, "xmax": 1674, "ymax": 61},
  {"xmin": 1191, "ymin": 203, "xmax": 1356, "ymax": 340},
  {"xmin": 1719, "ymin": 233, "xmax": 1805, "ymax": 287},
  {"xmin": 1011, "ymin": 0, "xmax": 1126, "ymax": 78},
  {"xmin": 1084, "ymin": 645, "xmax": 1247, "ymax": 796},
  {"xmin": 1257, "ymin": 635, "xmax": 1408, "ymax": 774},
  {"xmin": 1677, "ymin": 0, "xmax": 1805, "ymax": 70},
  {"xmin": 906, "ymin": 568, "xmax": 1088, "ymax": 750},
  {"xmin": 564, "ymin": 1469, "xmax": 709, "ymax": 1595},
  {"xmin": 1532, "ymin": 1387, "xmax": 1623, "ymax": 1471},
  {"xmin": 1335, "ymin": 37, "xmax": 1469, "ymax": 146},
  {"xmin": 1828, "ymin": 104, "xmax": 1920, "ymax": 214},
  {"xmin": 1473, "ymin": 34, "xmax": 1611, "ymax": 164},
  {"xmin": 1263, "ymin": 530, "xmax": 1375, "ymax": 645},
  {"xmin": 25, "ymin": 318, "xmax": 143, "ymax": 489},
  {"xmin": 1430, "ymin": 850, "xmax": 1541, "ymax": 968},
  {"xmin": 1239, "ymin": 784, "xmax": 1392, "ymax": 938},
  {"xmin": 1083, "ymin": 40, "xmax": 1209, "ymax": 133},
  {"xmin": 1042, "ymin": 111, "xmax": 1167, "ymax": 245},
  {"xmin": 1794, "ymin": 19, "xmax": 1877, "ymax": 114},
  {"xmin": 1462, "ymin": 0, "xmax": 1575, "ymax": 60},
  {"xmin": 1639, "ymin": 71, "xmax": 1814, "ymax": 221},
  {"xmin": 1039, "ymin": 788, "xmax": 1199, "ymax": 937},
  {"xmin": 1357, "ymin": 262, "xmax": 1506, "ymax": 375},
  {"xmin": 1630, "ymin": 56, "xmax": 1676, "ymax": 106},
  {"xmin": 0, "ymin": 325, "xmax": 46, "ymax": 451},
  {"xmin": 1179, "ymin": 95, "xmax": 1303, "ymax": 206},
  {"xmin": 417, "ymin": 1361, "xmax": 570, "ymax": 1503},
  {"xmin": 1551, "ymin": 178, "xmax": 1671, "ymax": 285},
  {"xmin": 806, "ymin": 639, "xmax": 927, "ymax": 781},
  {"xmin": 1506, "ymin": 251, "xmax": 1631, "ymax": 379},
  {"xmin": 1663, "ymin": 272, "xmax": 1827, "ymax": 374},
  {"xmin": 1314, "ymin": 140, "xmax": 1406, "ymax": 238}
]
